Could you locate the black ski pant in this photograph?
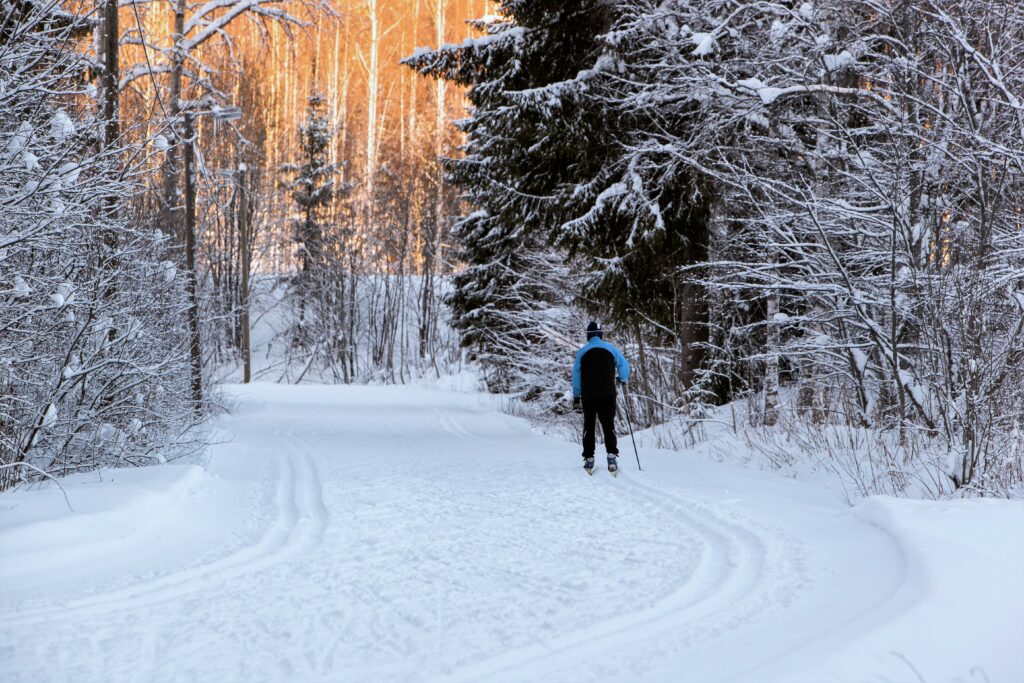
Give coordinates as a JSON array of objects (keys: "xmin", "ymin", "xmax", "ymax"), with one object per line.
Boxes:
[{"xmin": 582, "ymin": 396, "xmax": 618, "ymax": 458}]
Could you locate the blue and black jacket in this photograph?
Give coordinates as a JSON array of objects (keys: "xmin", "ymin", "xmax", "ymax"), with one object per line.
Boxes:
[{"xmin": 572, "ymin": 338, "xmax": 630, "ymax": 401}]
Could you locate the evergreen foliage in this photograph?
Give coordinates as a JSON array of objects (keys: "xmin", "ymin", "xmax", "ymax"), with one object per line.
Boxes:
[
  {"xmin": 282, "ymin": 91, "xmax": 357, "ymax": 361},
  {"xmin": 405, "ymin": 1, "xmax": 614, "ymax": 391},
  {"xmin": 409, "ymin": 0, "xmax": 1024, "ymax": 493},
  {"xmin": 283, "ymin": 92, "xmax": 340, "ymax": 334},
  {"xmin": 407, "ymin": 1, "xmax": 715, "ymax": 399}
]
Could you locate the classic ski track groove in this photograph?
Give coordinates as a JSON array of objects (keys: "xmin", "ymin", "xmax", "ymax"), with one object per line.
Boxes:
[
  {"xmin": 437, "ymin": 407, "xmax": 500, "ymax": 445},
  {"xmin": 0, "ymin": 387, "xmax": 920, "ymax": 683},
  {"xmin": 430, "ymin": 473, "xmax": 783, "ymax": 682},
  {"xmin": 618, "ymin": 477, "xmax": 913, "ymax": 683},
  {"xmin": 3, "ymin": 433, "xmax": 327, "ymax": 625}
]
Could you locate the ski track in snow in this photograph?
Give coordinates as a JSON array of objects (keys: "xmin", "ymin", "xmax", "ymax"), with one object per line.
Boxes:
[
  {"xmin": 436, "ymin": 478, "xmax": 787, "ymax": 683},
  {"xmin": 0, "ymin": 383, "xmax": 939, "ymax": 682},
  {"xmin": 1, "ymin": 434, "xmax": 326, "ymax": 625}
]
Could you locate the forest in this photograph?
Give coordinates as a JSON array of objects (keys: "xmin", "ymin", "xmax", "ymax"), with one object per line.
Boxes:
[{"xmin": 3, "ymin": 0, "xmax": 1024, "ymax": 499}]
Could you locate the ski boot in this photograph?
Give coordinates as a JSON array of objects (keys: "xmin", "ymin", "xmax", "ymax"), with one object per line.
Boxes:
[
  {"xmin": 607, "ymin": 454, "xmax": 619, "ymax": 477},
  {"xmin": 583, "ymin": 455, "xmax": 595, "ymax": 476}
]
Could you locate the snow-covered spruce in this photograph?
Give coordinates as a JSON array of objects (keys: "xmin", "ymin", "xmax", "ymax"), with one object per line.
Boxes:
[
  {"xmin": 404, "ymin": 1, "xmax": 713, "ymax": 419},
  {"xmin": 571, "ymin": 0, "xmax": 1024, "ymax": 494}
]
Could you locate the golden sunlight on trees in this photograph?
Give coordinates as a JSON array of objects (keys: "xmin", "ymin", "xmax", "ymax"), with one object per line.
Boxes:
[
  {"xmin": 106, "ymin": 0, "xmax": 487, "ymax": 381},
  {"xmin": 117, "ymin": 0, "xmax": 484, "ymax": 268}
]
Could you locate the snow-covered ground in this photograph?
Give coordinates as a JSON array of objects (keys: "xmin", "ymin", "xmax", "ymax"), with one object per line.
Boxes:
[{"xmin": 1, "ymin": 382, "xmax": 1022, "ymax": 683}]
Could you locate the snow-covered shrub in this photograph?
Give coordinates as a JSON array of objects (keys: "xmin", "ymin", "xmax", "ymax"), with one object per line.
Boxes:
[
  {"xmin": 609, "ymin": 0, "xmax": 1024, "ymax": 494},
  {"xmin": 0, "ymin": 0, "xmax": 198, "ymax": 489}
]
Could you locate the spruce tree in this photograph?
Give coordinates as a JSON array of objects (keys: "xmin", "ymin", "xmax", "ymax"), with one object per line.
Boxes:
[
  {"xmin": 282, "ymin": 92, "xmax": 339, "ymax": 347},
  {"xmin": 551, "ymin": 3, "xmax": 714, "ymax": 396},
  {"xmin": 407, "ymin": 1, "xmax": 715, "ymax": 403},
  {"xmin": 405, "ymin": 1, "xmax": 616, "ymax": 390}
]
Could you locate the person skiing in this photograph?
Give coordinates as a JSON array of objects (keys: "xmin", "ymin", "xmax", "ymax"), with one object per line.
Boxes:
[{"xmin": 572, "ymin": 321, "xmax": 631, "ymax": 475}]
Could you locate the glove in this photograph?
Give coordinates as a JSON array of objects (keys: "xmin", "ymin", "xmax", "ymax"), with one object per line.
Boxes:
[
  {"xmin": 617, "ymin": 378, "xmax": 626, "ymax": 385},
  {"xmin": 572, "ymin": 397, "xmax": 582, "ymax": 413}
]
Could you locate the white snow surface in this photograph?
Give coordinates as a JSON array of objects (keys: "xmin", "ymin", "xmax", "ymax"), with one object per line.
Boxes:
[
  {"xmin": 691, "ymin": 33, "xmax": 716, "ymax": 57},
  {"xmin": 1, "ymin": 382, "xmax": 1022, "ymax": 683},
  {"xmin": 823, "ymin": 50, "xmax": 855, "ymax": 73}
]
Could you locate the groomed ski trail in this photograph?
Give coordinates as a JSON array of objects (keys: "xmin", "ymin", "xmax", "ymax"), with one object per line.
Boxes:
[{"xmin": 0, "ymin": 383, "xmax": 927, "ymax": 682}]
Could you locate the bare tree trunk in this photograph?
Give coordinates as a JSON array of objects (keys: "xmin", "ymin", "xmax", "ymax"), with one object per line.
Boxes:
[
  {"xmin": 160, "ymin": 0, "xmax": 188, "ymax": 244},
  {"xmin": 677, "ymin": 277, "xmax": 707, "ymax": 390},
  {"xmin": 418, "ymin": 0, "xmax": 447, "ymax": 361},
  {"xmin": 763, "ymin": 289, "xmax": 780, "ymax": 426},
  {"xmin": 239, "ymin": 163, "xmax": 252, "ymax": 383},
  {"xmin": 364, "ymin": 0, "xmax": 380, "ymax": 211},
  {"xmin": 632, "ymin": 320, "xmax": 654, "ymax": 425},
  {"xmin": 98, "ymin": 0, "xmax": 121, "ymax": 296},
  {"xmin": 183, "ymin": 112, "xmax": 203, "ymax": 412},
  {"xmin": 100, "ymin": 0, "xmax": 118, "ymax": 152}
]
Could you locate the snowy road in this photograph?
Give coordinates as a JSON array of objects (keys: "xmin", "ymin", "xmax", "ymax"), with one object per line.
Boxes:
[{"xmin": 1, "ymin": 383, "xmax": 1021, "ymax": 683}]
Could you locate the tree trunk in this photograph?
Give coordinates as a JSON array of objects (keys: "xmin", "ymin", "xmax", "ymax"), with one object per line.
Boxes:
[
  {"xmin": 183, "ymin": 112, "xmax": 203, "ymax": 412},
  {"xmin": 160, "ymin": 0, "xmax": 187, "ymax": 245},
  {"xmin": 762, "ymin": 288, "xmax": 780, "ymax": 426},
  {"xmin": 239, "ymin": 163, "xmax": 251, "ymax": 384}
]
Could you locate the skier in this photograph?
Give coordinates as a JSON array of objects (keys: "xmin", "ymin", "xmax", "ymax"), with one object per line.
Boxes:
[{"xmin": 572, "ymin": 322, "xmax": 631, "ymax": 475}]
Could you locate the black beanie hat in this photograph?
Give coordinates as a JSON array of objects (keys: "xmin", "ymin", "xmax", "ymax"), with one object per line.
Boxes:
[{"xmin": 586, "ymin": 321, "xmax": 602, "ymax": 340}]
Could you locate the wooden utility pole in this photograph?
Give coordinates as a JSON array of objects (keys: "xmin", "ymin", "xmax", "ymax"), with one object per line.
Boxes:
[
  {"xmin": 238, "ymin": 162, "xmax": 252, "ymax": 384},
  {"xmin": 183, "ymin": 112, "xmax": 203, "ymax": 411}
]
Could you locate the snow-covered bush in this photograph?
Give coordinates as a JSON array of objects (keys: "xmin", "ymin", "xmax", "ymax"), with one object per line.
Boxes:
[
  {"xmin": 607, "ymin": 0, "xmax": 1024, "ymax": 494},
  {"xmin": 0, "ymin": 0, "xmax": 198, "ymax": 489}
]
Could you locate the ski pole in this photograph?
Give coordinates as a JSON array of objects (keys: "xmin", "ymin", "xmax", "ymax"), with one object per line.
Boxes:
[{"xmin": 620, "ymin": 384, "xmax": 642, "ymax": 472}]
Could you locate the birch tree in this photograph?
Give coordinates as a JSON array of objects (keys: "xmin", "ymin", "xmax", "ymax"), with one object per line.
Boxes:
[{"xmin": 135, "ymin": 0, "xmax": 319, "ymax": 241}]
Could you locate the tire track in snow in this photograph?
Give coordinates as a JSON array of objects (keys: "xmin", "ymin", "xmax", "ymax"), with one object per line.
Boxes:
[{"xmin": 1, "ymin": 435, "xmax": 326, "ymax": 626}]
